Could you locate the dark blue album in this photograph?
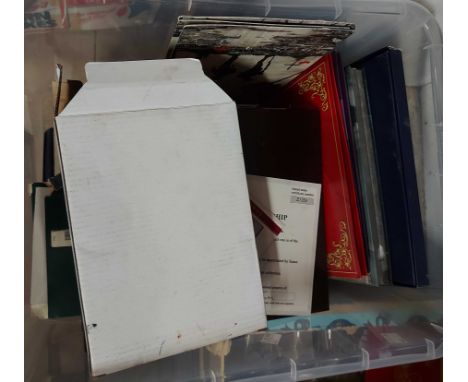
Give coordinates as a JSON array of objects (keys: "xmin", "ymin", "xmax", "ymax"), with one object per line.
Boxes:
[{"xmin": 353, "ymin": 47, "xmax": 428, "ymax": 287}]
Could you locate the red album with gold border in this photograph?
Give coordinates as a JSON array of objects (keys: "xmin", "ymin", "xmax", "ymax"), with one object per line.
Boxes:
[{"xmin": 285, "ymin": 53, "xmax": 367, "ymax": 278}]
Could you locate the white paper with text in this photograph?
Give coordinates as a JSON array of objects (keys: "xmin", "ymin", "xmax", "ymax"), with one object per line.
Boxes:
[{"xmin": 247, "ymin": 175, "xmax": 321, "ymax": 315}]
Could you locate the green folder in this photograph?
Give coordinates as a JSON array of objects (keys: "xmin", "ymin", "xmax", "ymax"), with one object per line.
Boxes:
[{"xmin": 45, "ymin": 190, "xmax": 81, "ymax": 318}]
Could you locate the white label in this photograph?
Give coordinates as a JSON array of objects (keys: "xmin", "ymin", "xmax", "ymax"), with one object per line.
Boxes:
[
  {"xmin": 261, "ymin": 333, "xmax": 282, "ymax": 345},
  {"xmin": 51, "ymin": 229, "xmax": 72, "ymax": 248}
]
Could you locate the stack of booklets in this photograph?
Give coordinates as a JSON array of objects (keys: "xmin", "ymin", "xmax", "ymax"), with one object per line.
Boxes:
[
  {"xmin": 282, "ymin": 48, "xmax": 428, "ymax": 287},
  {"xmin": 27, "ymin": 14, "xmax": 430, "ymax": 378},
  {"xmin": 171, "ymin": 17, "xmax": 428, "ymax": 289},
  {"xmin": 170, "ymin": 15, "xmax": 357, "ymax": 314},
  {"xmin": 24, "ymin": 14, "xmax": 430, "ymax": 380}
]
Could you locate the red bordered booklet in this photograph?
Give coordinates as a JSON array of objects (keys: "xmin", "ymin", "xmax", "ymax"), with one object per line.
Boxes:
[{"xmin": 284, "ymin": 53, "xmax": 367, "ymax": 279}]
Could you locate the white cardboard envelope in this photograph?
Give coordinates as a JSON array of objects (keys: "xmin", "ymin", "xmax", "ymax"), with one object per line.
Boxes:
[{"xmin": 55, "ymin": 59, "xmax": 266, "ymax": 376}]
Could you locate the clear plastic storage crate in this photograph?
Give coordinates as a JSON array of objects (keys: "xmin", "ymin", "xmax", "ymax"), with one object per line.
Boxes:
[{"xmin": 24, "ymin": 1, "xmax": 442, "ymax": 381}]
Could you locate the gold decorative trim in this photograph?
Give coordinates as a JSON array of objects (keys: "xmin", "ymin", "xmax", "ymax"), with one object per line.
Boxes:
[
  {"xmin": 327, "ymin": 221, "xmax": 353, "ymax": 270},
  {"xmin": 297, "ymin": 63, "xmax": 329, "ymax": 111}
]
